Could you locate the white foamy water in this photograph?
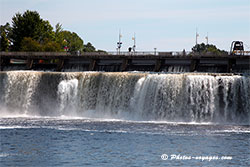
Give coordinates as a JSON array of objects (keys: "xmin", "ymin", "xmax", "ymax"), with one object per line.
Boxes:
[{"xmin": 0, "ymin": 71, "xmax": 249, "ymax": 124}]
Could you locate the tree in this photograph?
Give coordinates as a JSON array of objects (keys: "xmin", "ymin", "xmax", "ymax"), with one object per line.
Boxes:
[
  {"xmin": 0, "ymin": 23, "xmax": 11, "ymax": 51},
  {"xmin": 20, "ymin": 37, "xmax": 43, "ymax": 51},
  {"xmin": 191, "ymin": 43, "xmax": 227, "ymax": 55},
  {"xmin": 1, "ymin": 10, "xmax": 91, "ymax": 52},
  {"xmin": 59, "ymin": 30, "xmax": 84, "ymax": 53},
  {"xmin": 43, "ymin": 41, "xmax": 62, "ymax": 52},
  {"xmin": 55, "ymin": 23, "xmax": 63, "ymax": 36},
  {"xmin": 83, "ymin": 42, "xmax": 96, "ymax": 52},
  {"xmin": 10, "ymin": 10, "xmax": 55, "ymax": 51},
  {"xmin": 54, "ymin": 23, "xmax": 64, "ymax": 46},
  {"xmin": 97, "ymin": 49, "xmax": 107, "ymax": 53},
  {"xmin": 0, "ymin": 30, "xmax": 9, "ymax": 51}
]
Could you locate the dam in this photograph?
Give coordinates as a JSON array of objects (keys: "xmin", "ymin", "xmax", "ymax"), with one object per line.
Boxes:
[
  {"xmin": 0, "ymin": 51, "xmax": 249, "ymax": 73},
  {"xmin": 0, "ymin": 71, "xmax": 249, "ymax": 123},
  {"xmin": 1, "ymin": 51, "xmax": 249, "ymax": 123}
]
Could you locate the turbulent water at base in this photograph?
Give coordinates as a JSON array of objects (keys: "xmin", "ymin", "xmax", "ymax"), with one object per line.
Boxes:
[{"xmin": 0, "ymin": 71, "xmax": 249, "ymax": 124}]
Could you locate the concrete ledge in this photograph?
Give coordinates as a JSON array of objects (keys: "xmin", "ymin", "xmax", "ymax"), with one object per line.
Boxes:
[{"xmin": 0, "ymin": 52, "xmax": 249, "ymax": 73}]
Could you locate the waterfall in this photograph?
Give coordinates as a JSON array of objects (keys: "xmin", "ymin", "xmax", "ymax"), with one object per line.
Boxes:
[
  {"xmin": 58, "ymin": 79, "xmax": 78, "ymax": 115},
  {"xmin": 0, "ymin": 71, "xmax": 41, "ymax": 115},
  {"xmin": 0, "ymin": 71, "xmax": 249, "ymax": 124}
]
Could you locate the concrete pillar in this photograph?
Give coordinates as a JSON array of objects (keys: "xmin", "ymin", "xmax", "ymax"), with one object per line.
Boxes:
[
  {"xmin": 56, "ymin": 59, "xmax": 64, "ymax": 71},
  {"xmin": 0, "ymin": 56, "xmax": 2, "ymax": 71},
  {"xmin": 190, "ymin": 59, "xmax": 200, "ymax": 72},
  {"xmin": 154, "ymin": 59, "xmax": 163, "ymax": 72},
  {"xmin": 227, "ymin": 58, "xmax": 236, "ymax": 73},
  {"xmin": 1, "ymin": 58, "xmax": 10, "ymax": 70},
  {"xmin": 89, "ymin": 59, "xmax": 96, "ymax": 71},
  {"xmin": 26, "ymin": 59, "xmax": 33, "ymax": 70},
  {"xmin": 121, "ymin": 59, "xmax": 129, "ymax": 71}
]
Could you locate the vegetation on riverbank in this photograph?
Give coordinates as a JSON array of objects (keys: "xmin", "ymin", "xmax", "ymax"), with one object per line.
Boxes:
[
  {"xmin": 0, "ymin": 10, "xmax": 99, "ymax": 53},
  {"xmin": 191, "ymin": 43, "xmax": 227, "ymax": 55}
]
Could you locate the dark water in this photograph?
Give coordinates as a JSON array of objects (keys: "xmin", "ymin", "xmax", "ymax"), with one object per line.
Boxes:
[{"xmin": 0, "ymin": 117, "xmax": 249, "ymax": 167}]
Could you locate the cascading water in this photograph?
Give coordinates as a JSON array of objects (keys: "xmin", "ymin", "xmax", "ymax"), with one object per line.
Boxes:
[
  {"xmin": 0, "ymin": 71, "xmax": 249, "ymax": 124},
  {"xmin": 57, "ymin": 78, "xmax": 78, "ymax": 115},
  {"xmin": 0, "ymin": 71, "xmax": 42, "ymax": 115}
]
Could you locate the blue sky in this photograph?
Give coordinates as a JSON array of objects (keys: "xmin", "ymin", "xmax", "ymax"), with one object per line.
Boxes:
[{"xmin": 1, "ymin": 0, "xmax": 250, "ymax": 51}]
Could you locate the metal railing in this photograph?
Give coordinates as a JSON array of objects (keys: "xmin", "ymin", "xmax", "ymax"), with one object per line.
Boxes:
[
  {"xmin": 1, "ymin": 51, "xmax": 250, "ymax": 57},
  {"xmin": 107, "ymin": 51, "xmax": 158, "ymax": 56}
]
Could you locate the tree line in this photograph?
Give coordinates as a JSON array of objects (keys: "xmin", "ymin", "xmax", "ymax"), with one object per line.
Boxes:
[
  {"xmin": 0, "ymin": 10, "xmax": 101, "ymax": 53},
  {"xmin": 191, "ymin": 43, "xmax": 227, "ymax": 55}
]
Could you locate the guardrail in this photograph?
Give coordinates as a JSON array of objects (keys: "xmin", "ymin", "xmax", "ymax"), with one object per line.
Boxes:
[
  {"xmin": 1, "ymin": 51, "xmax": 250, "ymax": 57},
  {"xmin": 104, "ymin": 51, "xmax": 249, "ymax": 56},
  {"xmin": 230, "ymin": 50, "xmax": 250, "ymax": 56},
  {"xmin": 107, "ymin": 51, "xmax": 158, "ymax": 56}
]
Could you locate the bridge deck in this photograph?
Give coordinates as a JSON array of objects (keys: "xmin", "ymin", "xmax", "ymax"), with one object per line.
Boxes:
[{"xmin": 0, "ymin": 52, "xmax": 249, "ymax": 73}]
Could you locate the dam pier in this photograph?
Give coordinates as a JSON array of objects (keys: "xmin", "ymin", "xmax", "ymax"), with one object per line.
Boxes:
[{"xmin": 0, "ymin": 51, "xmax": 249, "ymax": 73}]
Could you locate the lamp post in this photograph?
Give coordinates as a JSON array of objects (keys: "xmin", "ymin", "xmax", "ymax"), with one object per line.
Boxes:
[
  {"xmin": 205, "ymin": 32, "xmax": 209, "ymax": 45},
  {"xmin": 117, "ymin": 30, "xmax": 122, "ymax": 55},
  {"xmin": 132, "ymin": 33, "xmax": 136, "ymax": 54},
  {"xmin": 196, "ymin": 28, "xmax": 199, "ymax": 45}
]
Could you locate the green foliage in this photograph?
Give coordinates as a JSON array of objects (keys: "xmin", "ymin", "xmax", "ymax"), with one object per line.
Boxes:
[
  {"xmin": 43, "ymin": 41, "xmax": 62, "ymax": 52},
  {"xmin": 1, "ymin": 10, "xmax": 99, "ymax": 53},
  {"xmin": 54, "ymin": 23, "xmax": 64, "ymax": 46},
  {"xmin": 0, "ymin": 31, "xmax": 9, "ymax": 51},
  {"xmin": 10, "ymin": 10, "xmax": 55, "ymax": 51},
  {"xmin": 97, "ymin": 49, "xmax": 107, "ymax": 53},
  {"xmin": 20, "ymin": 37, "xmax": 43, "ymax": 51},
  {"xmin": 20, "ymin": 37, "xmax": 63, "ymax": 52},
  {"xmin": 0, "ymin": 23, "xmax": 11, "ymax": 51},
  {"xmin": 59, "ymin": 30, "xmax": 84, "ymax": 52},
  {"xmin": 192, "ymin": 43, "xmax": 227, "ymax": 54},
  {"xmin": 83, "ymin": 42, "xmax": 96, "ymax": 52},
  {"xmin": 55, "ymin": 23, "xmax": 63, "ymax": 36}
]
